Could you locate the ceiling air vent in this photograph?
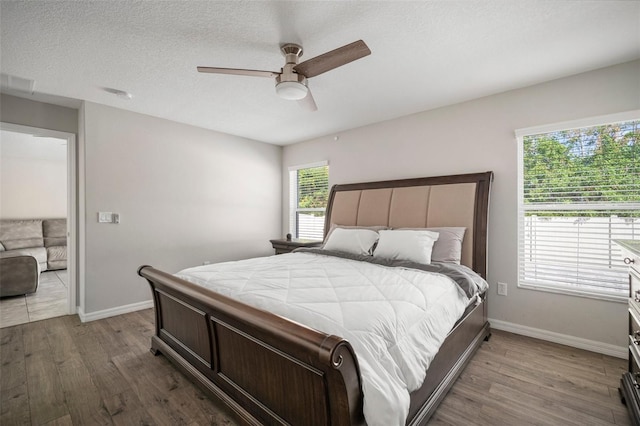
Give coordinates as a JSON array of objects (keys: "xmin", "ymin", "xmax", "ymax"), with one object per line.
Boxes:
[{"xmin": 1, "ymin": 73, "xmax": 36, "ymax": 94}]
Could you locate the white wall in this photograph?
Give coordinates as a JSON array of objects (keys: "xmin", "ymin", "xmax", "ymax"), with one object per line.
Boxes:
[
  {"xmin": 283, "ymin": 59, "xmax": 640, "ymax": 348},
  {"xmin": 0, "ymin": 130, "xmax": 68, "ymax": 219},
  {"xmin": 0, "ymin": 95, "xmax": 78, "ymax": 220},
  {"xmin": 80, "ymin": 102, "xmax": 282, "ymax": 313},
  {"xmin": 0, "ymin": 155, "xmax": 67, "ymax": 219}
]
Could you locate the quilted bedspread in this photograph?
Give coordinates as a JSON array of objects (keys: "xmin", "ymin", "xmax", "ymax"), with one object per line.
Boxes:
[{"xmin": 177, "ymin": 251, "xmax": 473, "ymax": 426}]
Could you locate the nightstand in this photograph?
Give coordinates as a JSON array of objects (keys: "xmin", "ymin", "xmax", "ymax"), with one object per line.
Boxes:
[{"xmin": 269, "ymin": 238, "xmax": 322, "ymax": 255}]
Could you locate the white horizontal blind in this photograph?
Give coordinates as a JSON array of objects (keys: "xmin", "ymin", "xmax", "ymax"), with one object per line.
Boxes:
[
  {"xmin": 518, "ymin": 119, "xmax": 639, "ymax": 299},
  {"xmin": 289, "ymin": 163, "xmax": 328, "ymax": 240}
]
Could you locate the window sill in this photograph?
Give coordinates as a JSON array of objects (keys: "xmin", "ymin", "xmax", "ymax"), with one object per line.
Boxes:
[{"xmin": 518, "ymin": 282, "xmax": 627, "ymax": 303}]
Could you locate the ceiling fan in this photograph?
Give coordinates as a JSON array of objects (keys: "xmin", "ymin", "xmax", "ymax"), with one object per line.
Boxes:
[{"xmin": 197, "ymin": 40, "xmax": 371, "ymax": 111}]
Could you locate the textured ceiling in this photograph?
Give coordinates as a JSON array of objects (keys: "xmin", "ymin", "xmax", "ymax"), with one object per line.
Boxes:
[{"xmin": 1, "ymin": 1, "xmax": 639, "ymax": 145}]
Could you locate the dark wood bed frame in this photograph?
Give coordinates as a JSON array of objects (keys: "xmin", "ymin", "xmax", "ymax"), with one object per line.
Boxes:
[{"xmin": 138, "ymin": 171, "xmax": 493, "ymax": 425}]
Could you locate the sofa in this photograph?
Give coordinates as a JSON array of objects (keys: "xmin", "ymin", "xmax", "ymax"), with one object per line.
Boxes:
[{"xmin": 0, "ymin": 218, "xmax": 67, "ymax": 271}]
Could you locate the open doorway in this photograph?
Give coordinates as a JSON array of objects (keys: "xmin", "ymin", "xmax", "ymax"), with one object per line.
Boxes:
[{"xmin": 0, "ymin": 123, "xmax": 77, "ymax": 327}]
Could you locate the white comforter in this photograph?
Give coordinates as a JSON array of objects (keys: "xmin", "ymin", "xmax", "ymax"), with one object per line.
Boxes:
[{"xmin": 177, "ymin": 251, "xmax": 469, "ymax": 426}]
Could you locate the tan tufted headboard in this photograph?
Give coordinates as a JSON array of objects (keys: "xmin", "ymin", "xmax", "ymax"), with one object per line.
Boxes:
[{"xmin": 324, "ymin": 172, "xmax": 493, "ymax": 278}]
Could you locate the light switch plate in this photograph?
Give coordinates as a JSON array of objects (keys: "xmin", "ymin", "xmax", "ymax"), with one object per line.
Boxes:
[{"xmin": 98, "ymin": 212, "xmax": 113, "ymax": 223}]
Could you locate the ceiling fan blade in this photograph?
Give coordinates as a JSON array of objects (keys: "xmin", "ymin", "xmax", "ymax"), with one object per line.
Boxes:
[
  {"xmin": 294, "ymin": 40, "xmax": 371, "ymax": 78},
  {"xmin": 298, "ymin": 87, "xmax": 317, "ymax": 112},
  {"xmin": 197, "ymin": 66, "xmax": 279, "ymax": 78}
]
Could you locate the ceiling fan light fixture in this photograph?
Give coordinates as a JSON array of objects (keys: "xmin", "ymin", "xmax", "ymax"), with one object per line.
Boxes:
[{"xmin": 275, "ymin": 81, "xmax": 308, "ymax": 100}]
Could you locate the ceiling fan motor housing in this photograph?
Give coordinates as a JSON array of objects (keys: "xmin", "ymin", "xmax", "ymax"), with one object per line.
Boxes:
[{"xmin": 275, "ymin": 43, "xmax": 308, "ymax": 100}]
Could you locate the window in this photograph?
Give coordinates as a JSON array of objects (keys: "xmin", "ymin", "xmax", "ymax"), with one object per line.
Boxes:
[
  {"xmin": 289, "ymin": 162, "xmax": 329, "ymax": 240},
  {"xmin": 517, "ymin": 116, "xmax": 639, "ymax": 301}
]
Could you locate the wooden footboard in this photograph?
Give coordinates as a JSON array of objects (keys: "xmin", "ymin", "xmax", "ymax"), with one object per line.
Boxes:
[
  {"xmin": 139, "ymin": 265, "xmax": 489, "ymax": 426},
  {"xmin": 138, "ymin": 265, "xmax": 365, "ymax": 426}
]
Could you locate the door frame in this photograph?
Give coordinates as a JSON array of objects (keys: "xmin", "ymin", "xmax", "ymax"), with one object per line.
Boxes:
[{"xmin": 0, "ymin": 122, "xmax": 78, "ymax": 314}]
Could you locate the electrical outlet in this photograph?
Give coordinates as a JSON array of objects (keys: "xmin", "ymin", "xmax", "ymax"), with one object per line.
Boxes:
[
  {"xmin": 497, "ymin": 282, "xmax": 508, "ymax": 296},
  {"xmin": 202, "ymin": 261, "xmax": 211, "ymax": 265}
]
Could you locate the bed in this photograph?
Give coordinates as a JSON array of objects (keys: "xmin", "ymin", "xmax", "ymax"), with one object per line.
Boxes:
[{"xmin": 138, "ymin": 171, "xmax": 493, "ymax": 425}]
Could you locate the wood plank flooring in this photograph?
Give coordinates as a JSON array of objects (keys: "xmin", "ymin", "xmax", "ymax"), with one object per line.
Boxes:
[{"xmin": 0, "ymin": 310, "xmax": 631, "ymax": 425}]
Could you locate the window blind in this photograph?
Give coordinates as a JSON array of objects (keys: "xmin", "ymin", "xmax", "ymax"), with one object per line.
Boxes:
[
  {"xmin": 289, "ymin": 163, "xmax": 328, "ymax": 240},
  {"xmin": 518, "ymin": 120, "xmax": 639, "ymax": 300}
]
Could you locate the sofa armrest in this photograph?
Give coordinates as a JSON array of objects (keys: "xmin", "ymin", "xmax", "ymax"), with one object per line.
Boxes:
[{"xmin": 0, "ymin": 254, "xmax": 39, "ymax": 297}]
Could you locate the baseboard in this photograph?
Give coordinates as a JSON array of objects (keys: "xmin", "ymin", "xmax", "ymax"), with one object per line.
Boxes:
[
  {"xmin": 489, "ymin": 318, "xmax": 627, "ymax": 359},
  {"xmin": 78, "ymin": 299, "xmax": 153, "ymax": 323}
]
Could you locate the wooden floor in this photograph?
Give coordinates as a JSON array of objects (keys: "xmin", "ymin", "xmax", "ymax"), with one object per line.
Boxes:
[{"xmin": 0, "ymin": 309, "xmax": 631, "ymax": 425}]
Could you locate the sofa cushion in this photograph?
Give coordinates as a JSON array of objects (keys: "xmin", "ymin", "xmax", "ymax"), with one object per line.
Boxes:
[
  {"xmin": 47, "ymin": 260, "xmax": 67, "ymax": 271},
  {"xmin": 43, "ymin": 219, "xmax": 67, "ymax": 247},
  {"xmin": 0, "ymin": 220, "xmax": 44, "ymax": 250},
  {"xmin": 47, "ymin": 245, "xmax": 66, "ymax": 261},
  {"xmin": 11, "ymin": 247, "xmax": 47, "ymax": 269}
]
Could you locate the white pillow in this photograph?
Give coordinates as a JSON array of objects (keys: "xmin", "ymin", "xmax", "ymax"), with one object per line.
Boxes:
[
  {"xmin": 324, "ymin": 223, "xmax": 389, "ymax": 242},
  {"xmin": 322, "ymin": 227, "xmax": 380, "ymax": 256},
  {"xmin": 396, "ymin": 227, "xmax": 466, "ymax": 264},
  {"xmin": 373, "ymin": 229, "xmax": 440, "ymax": 264}
]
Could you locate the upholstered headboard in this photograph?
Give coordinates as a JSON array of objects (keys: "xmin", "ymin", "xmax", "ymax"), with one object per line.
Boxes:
[{"xmin": 324, "ymin": 172, "xmax": 493, "ymax": 278}]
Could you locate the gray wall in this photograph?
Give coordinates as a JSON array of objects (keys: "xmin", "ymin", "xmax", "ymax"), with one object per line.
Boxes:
[
  {"xmin": 80, "ymin": 102, "xmax": 282, "ymax": 313},
  {"xmin": 0, "ymin": 94, "xmax": 78, "ymax": 134},
  {"xmin": 3, "ymin": 60, "xmax": 637, "ymax": 345},
  {"xmin": 282, "ymin": 59, "xmax": 640, "ymax": 348},
  {"xmin": 1, "ymin": 94, "xmax": 282, "ymax": 315}
]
